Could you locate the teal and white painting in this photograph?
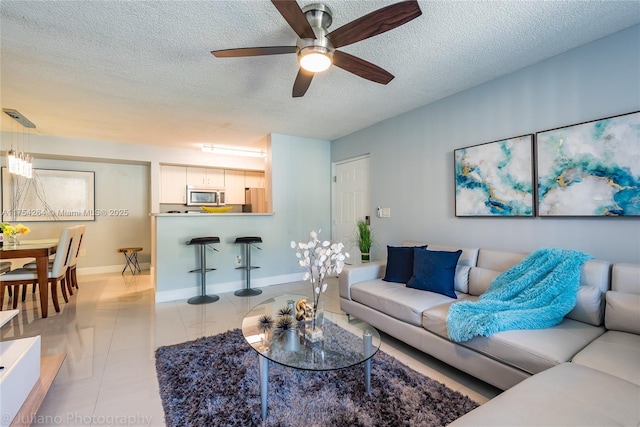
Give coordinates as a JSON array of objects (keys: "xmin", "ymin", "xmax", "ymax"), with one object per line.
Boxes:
[
  {"xmin": 455, "ymin": 135, "xmax": 534, "ymax": 217},
  {"xmin": 537, "ymin": 111, "xmax": 640, "ymax": 216}
]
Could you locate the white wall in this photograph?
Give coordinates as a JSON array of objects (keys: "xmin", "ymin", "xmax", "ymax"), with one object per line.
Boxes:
[{"xmin": 331, "ymin": 25, "xmax": 640, "ymax": 264}]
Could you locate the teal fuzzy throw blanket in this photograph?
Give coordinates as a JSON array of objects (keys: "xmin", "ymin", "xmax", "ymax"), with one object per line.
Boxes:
[{"xmin": 446, "ymin": 248, "xmax": 593, "ymax": 342}]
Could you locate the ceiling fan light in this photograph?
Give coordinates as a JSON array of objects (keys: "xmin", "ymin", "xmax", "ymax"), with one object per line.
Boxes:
[{"xmin": 299, "ymin": 47, "xmax": 332, "ymax": 73}]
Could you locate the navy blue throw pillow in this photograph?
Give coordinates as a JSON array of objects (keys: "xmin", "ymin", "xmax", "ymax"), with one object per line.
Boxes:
[
  {"xmin": 383, "ymin": 245, "xmax": 427, "ymax": 283},
  {"xmin": 407, "ymin": 249, "xmax": 462, "ymax": 298}
]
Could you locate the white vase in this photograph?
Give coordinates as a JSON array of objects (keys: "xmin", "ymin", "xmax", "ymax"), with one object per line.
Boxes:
[{"xmin": 7, "ymin": 234, "xmax": 19, "ymax": 248}]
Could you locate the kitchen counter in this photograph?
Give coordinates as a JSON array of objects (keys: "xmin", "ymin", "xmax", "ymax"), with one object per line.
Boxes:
[
  {"xmin": 151, "ymin": 212, "xmax": 274, "ymax": 217},
  {"xmin": 151, "ymin": 211, "xmax": 300, "ymax": 303}
]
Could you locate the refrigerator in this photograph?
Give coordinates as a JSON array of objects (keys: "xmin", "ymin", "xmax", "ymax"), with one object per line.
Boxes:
[{"xmin": 245, "ymin": 188, "xmax": 267, "ymax": 213}]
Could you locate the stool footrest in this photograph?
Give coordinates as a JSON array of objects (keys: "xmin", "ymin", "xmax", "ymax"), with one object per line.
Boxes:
[
  {"xmin": 235, "ymin": 266, "xmax": 260, "ymax": 270},
  {"xmin": 189, "ymin": 268, "xmax": 216, "ymax": 273}
]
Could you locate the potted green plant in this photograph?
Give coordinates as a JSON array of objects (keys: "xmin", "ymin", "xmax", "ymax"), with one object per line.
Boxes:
[{"xmin": 355, "ymin": 219, "xmax": 373, "ymax": 263}]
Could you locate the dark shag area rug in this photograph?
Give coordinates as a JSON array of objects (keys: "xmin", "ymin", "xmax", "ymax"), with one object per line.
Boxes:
[{"xmin": 155, "ymin": 329, "xmax": 479, "ymax": 427}]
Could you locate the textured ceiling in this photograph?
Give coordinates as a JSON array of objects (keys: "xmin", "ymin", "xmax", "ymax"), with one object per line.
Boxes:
[{"xmin": 1, "ymin": 1, "xmax": 639, "ymax": 151}]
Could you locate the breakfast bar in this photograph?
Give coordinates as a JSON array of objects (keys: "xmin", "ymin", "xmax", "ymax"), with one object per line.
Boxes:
[{"xmin": 152, "ymin": 212, "xmax": 304, "ymax": 303}]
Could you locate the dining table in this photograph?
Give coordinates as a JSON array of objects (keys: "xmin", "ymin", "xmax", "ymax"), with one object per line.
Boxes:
[{"xmin": 0, "ymin": 239, "xmax": 58, "ymax": 318}]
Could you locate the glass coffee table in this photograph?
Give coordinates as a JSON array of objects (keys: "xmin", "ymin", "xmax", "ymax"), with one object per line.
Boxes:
[{"xmin": 241, "ymin": 294, "xmax": 381, "ymax": 420}]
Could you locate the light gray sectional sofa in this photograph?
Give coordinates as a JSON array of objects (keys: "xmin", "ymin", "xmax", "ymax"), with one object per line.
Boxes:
[{"xmin": 339, "ymin": 242, "xmax": 640, "ymax": 426}]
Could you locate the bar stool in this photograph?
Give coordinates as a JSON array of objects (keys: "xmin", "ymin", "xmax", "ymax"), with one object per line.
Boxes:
[
  {"xmin": 118, "ymin": 247, "xmax": 142, "ymax": 274},
  {"xmin": 234, "ymin": 236, "xmax": 262, "ymax": 297},
  {"xmin": 187, "ymin": 237, "xmax": 220, "ymax": 304}
]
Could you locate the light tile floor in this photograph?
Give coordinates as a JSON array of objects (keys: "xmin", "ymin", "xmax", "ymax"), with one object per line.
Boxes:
[{"xmin": 1, "ymin": 272, "xmax": 500, "ymax": 426}]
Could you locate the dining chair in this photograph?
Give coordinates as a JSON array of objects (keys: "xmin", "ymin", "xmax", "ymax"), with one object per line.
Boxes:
[
  {"xmin": 0, "ymin": 262, "xmax": 12, "ymax": 307},
  {"xmin": 0, "ymin": 262, "xmax": 11, "ymax": 274},
  {"xmin": 0, "ymin": 226, "xmax": 76, "ymax": 314},
  {"xmin": 67, "ymin": 225, "xmax": 85, "ymax": 291},
  {"xmin": 22, "ymin": 225, "xmax": 84, "ymax": 299}
]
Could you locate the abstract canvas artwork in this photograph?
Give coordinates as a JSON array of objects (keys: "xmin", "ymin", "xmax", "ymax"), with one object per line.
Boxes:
[
  {"xmin": 1, "ymin": 167, "xmax": 95, "ymax": 221},
  {"xmin": 455, "ymin": 135, "xmax": 534, "ymax": 217},
  {"xmin": 536, "ymin": 111, "xmax": 640, "ymax": 216}
]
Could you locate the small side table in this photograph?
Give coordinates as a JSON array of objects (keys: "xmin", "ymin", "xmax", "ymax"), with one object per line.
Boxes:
[{"xmin": 117, "ymin": 247, "xmax": 142, "ymax": 275}]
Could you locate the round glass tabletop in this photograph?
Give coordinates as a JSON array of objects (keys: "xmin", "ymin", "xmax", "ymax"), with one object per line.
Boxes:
[{"xmin": 241, "ymin": 294, "xmax": 381, "ymax": 371}]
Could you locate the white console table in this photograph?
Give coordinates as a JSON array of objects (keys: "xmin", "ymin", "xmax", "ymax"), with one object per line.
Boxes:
[{"xmin": 0, "ymin": 310, "xmax": 65, "ymax": 427}]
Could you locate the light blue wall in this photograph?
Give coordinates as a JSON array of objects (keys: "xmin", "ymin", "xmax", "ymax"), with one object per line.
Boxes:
[
  {"xmin": 331, "ymin": 25, "xmax": 640, "ymax": 264},
  {"xmin": 154, "ymin": 134, "xmax": 332, "ymax": 300},
  {"xmin": 271, "ymin": 133, "xmax": 332, "ymax": 236}
]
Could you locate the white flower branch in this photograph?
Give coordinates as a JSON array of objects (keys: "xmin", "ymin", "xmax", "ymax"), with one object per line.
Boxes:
[{"xmin": 291, "ymin": 229, "xmax": 349, "ymax": 311}]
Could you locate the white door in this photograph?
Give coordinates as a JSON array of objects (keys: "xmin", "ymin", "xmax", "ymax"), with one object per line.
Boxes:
[{"xmin": 333, "ymin": 156, "xmax": 370, "ymax": 263}]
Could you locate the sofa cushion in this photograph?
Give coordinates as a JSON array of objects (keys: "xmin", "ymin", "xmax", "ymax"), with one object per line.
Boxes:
[
  {"xmin": 449, "ymin": 363, "xmax": 640, "ymax": 426},
  {"xmin": 468, "ymin": 267, "xmax": 502, "ymax": 296},
  {"xmin": 407, "ymin": 249, "xmax": 461, "ymax": 298},
  {"xmin": 564, "ymin": 259, "xmax": 611, "ymax": 326},
  {"xmin": 476, "ymin": 248, "xmax": 527, "ymax": 271},
  {"xmin": 468, "ymin": 253, "xmax": 611, "ymax": 325},
  {"xmin": 453, "ymin": 265, "xmax": 471, "ymax": 294},
  {"xmin": 401, "ymin": 241, "xmax": 478, "ymax": 267},
  {"xmin": 401, "ymin": 242, "xmax": 477, "ymax": 293},
  {"xmin": 611, "ymin": 263, "xmax": 640, "ymax": 294},
  {"xmin": 605, "ymin": 291, "xmax": 640, "ymax": 334},
  {"xmin": 572, "ymin": 331, "xmax": 640, "ymax": 386},
  {"xmin": 563, "ymin": 285, "xmax": 605, "ymax": 327},
  {"xmin": 467, "ymin": 249, "xmax": 527, "ymax": 296},
  {"xmin": 383, "ymin": 245, "xmax": 425, "ymax": 284},
  {"xmin": 350, "ymin": 279, "xmax": 467, "ymax": 326},
  {"xmin": 422, "ymin": 299, "xmax": 605, "ymax": 375}
]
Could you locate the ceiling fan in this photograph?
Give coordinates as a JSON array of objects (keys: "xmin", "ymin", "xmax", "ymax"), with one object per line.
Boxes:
[{"xmin": 211, "ymin": 0, "xmax": 422, "ymax": 97}]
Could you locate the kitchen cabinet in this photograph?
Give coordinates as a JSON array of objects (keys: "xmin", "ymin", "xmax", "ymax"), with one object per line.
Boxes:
[
  {"xmin": 160, "ymin": 165, "xmax": 264, "ymax": 205},
  {"xmin": 187, "ymin": 167, "xmax": 225, "ymax": 187},
  {"xmin": 160, "ymin": 165, "xmax": 186, "ymax": 204},
  {"xmin": 225, "ymin": 170, "xmax": 246, "ymax": 204},
  {"xmin": 244, "ymin": 171, "xmax": 265, "ymax": 188}
]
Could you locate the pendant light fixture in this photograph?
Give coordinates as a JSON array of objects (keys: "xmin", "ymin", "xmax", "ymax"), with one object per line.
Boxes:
[{"xmin": 3, "ymin": 109, "xmax": 35, "ymax": 178}]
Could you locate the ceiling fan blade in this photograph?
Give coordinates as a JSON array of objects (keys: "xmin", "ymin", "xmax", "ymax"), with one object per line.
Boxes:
[
  {"xmin": 292, "ymin": 68, "xmax": 314, "ymax": 97},
  {"xmin": 332, "ymin": 50, "xmax": 394, "ymax": 85},
  {"xmin": 326, "ymin": 1, "xmax": 422, "ymax": 48},
  {"xmin": 211, "ymin": 46, "xmax": 297, "ymax": 58},
  {"xmin": 271, "ymin": 0, "xmax": 316, "ymax": 39}
]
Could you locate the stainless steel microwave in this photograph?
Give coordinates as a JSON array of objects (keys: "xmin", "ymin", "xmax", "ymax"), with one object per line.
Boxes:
[{"xmin": 186, "ymin": 186, "xmax": 226, "ymax": 206}]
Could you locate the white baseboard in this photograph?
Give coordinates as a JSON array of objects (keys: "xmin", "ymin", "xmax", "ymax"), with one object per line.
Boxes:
[
  {"xmin": 154, "ymin": 272, "xmax": 302, "ymax": 303},
  {"xmin": 77, "ymin": 262, "xmax": 151, "ymax": 276},
  {"xmin": 75, "ymin": 266, "xmax": 300, "ymax": 304}
]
